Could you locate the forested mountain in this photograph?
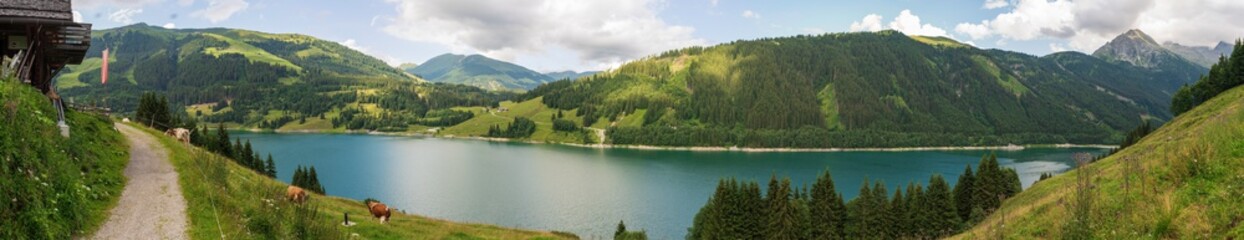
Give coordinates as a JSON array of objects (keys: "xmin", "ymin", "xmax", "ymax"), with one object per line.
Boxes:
[
  {"xmin": 55, "ymin": 23, "xmax": 512, "ymax": 131},
  {"xmin": 1163, "ymin": 41, "xmax": 1235, "ymax": 68},
  {"xmin": 1091, "ymin": 30, "xmax": 1207, "ymax": 91},
  {"xmin": 523, "ymin": 30, "xmax": 1206, "ymax": 147},
  {"xmin": 544, "ymin": 71, "xmax": 600, "ymax": 81},
  {"xmin": 406, "ymin": 53, "xmax": 556, "ymax": 91}
]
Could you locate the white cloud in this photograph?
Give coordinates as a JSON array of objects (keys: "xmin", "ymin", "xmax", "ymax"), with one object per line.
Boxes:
[
  {"xmin": 72, "ymin": 11, "xmax": 82, "ymax": 22},
  {"xmin": 849, "ymin": 11, "xmax": 950, "ymax": 38},
  {"xmin": 193, "ymin": 0, "xmax": 249, "ymax": 23},
  {"xmin": 956, "ymin": 0, "xmax": 1244, "ymax": 52},
  {"xmin": 741, "ymin": 10, "xmax": 760, "ymax": 19},
  {"xmin": 340, "ymin": 39, "xmax": 402, "ymax": 67},
  {"xmin": 1049, "ymin": 43, "xmax": 1068, "ymax": 52},
  {"xmin": 849, "ymin": 14, "xmax": 884, "ymax": 32},
  {"xmin": 382, "ymin": 0, "xmax": 705, "ymax": 67},
  {"xmin": 108, "ymin": 8, "xmax": 143, "ymax": 24},
  {"xmin": 955, "ymin": 22, "xmax": 992, "ymax": 40},
  {"xmin": 710, "ymin": 0, "xmax": 719, "ymax": 7},
  {"xmin": 984, "ymin": 0, "xmax": 1010, "ymax": 9},
  {"xmin": 162, "ymin": 23, "xmax": 176, "ymax": 29},
  {"xmin": 888, "ymin": 10, "xmax": 948, "ymax": 37}
]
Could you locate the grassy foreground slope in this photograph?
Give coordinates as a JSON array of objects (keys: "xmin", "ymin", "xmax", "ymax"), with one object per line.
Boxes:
[
  {"xmin": 956, "ymin": 86, "xmax": 1244, "ymax": 239},
  {"xmin": 0, "ymin": 79, "xmax": 128, "ymax": 238},
  {"xmin": 127, "ymin": 124, "xmax": 573, "ymax": 239}
]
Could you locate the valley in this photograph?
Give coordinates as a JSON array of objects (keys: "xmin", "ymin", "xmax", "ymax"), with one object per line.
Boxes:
[{"xmin": 55, "ymin": 25, "xmax": 1211, "ymax": 150}]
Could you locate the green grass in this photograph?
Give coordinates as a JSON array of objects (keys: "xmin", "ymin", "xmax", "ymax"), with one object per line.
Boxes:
[
  {"xmin": 200, "ymin": 33, "xmax": 303, "ymax": 72},
  {"xmin": 817, "ymin": 83, "xmax": 843, "ymax": 129},
  {"xmin": 128, "ymin": 123, "xmax": 575, "ymax": 239},
  {"xmin": 441, "ymin": 98, "xmax": 592, "ymax": 143},
  {"xmin": 955, "ymin": 85, "xmax": 1244, "ymax": 239},
  {"xmin": 54, "ymin": 57, "xmax": 107, "ymax": 89},
  {"xmin": 615, "ymin": 109, "xmax": 647, "ymax": 128},
  {"xmin": 1, "ymin": 79, "xmax": 129, "ymax": 238},
  {"xmin": 910, "ymin": 36, "xmax": 971, "ymax": 48},
  {"xmin": 971, "ymin": 55, "xmax": 1030, "ymax": 97}
]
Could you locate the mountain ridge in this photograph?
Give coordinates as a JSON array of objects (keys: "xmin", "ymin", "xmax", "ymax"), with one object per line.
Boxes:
[
  {"xmin": 514, "ymin": 30, "xmax": 1206, "ymax": 147},
  {"xmin": 1091, "ymin": 29, "xmax": 1208, "ymax": 91},
  {"xmin": 405, "ymin": 53, "xmax": 556, "ymax": 91}
]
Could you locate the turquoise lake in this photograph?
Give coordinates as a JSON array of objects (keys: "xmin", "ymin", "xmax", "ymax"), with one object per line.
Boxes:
[{"xmin": 233, "ymin": 132, "xmax": 1109, "ymax": 239}]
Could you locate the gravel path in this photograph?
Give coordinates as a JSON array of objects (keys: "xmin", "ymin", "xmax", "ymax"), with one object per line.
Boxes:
[{"xmin": 90, "ymin": 124, "xmax": 189, "ymax": 239}]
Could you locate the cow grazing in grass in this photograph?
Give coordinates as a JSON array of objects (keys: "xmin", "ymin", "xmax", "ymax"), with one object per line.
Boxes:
[
  {"xmin": 365, "ymin": 200, "xmax": 392, "ymax": 224},
  {"xmin": 287, "ymin": 186, "xmax": 308, "ymax": 204},
  {"xmin": 165, "ymin": 128, "xmax": 192, "ymax": 144}
]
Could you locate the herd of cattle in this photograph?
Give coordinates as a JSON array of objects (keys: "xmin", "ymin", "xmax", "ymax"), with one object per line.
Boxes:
[
  {"xmin": 164, "ymin": 128, "xmax": 394, "ymax": 224},
  {"xmin": 287, "ymin": 184, "xmax": 393, "ymax": 224}
]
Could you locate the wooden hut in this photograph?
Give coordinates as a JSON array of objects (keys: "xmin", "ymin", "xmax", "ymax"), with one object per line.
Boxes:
[{"xmin": 1, "ymin": 0, "xmax": 92, "ymax": 95}]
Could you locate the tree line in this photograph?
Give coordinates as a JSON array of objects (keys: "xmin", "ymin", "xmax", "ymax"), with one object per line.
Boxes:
[
  {"xmin": 1171, "ymin": 39, "xmax": 1244, "ymax": 115},
  {"xmin": 291, "ymin": 165, "xmax": 325, "ymax": 194},
  {"xmin": 486, "ymin": 117, "xmax": 537, "ymax": 138},
  {"xmin": 607, "ymin": 125, "xmax": 1101, "ymax": 149},
  {"xmin": 687, "ymin": 153, "xmax": 1021, "ymax": 239}
]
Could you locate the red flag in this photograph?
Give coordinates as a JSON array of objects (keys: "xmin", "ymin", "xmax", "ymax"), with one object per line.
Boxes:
[{"xmin": 101, "ymin": 48, "xmax": 109, "ymax": 85}]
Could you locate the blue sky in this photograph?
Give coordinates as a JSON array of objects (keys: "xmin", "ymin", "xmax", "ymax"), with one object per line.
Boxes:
[{"xmin": 72, "ymin": 0, "xmax": 1244, "ymax": 72}]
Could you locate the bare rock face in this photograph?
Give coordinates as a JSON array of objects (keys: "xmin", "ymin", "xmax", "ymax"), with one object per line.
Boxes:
[{"xmin": 1092, "ymin": 29, "xmax": 1183, "ymax": 69}]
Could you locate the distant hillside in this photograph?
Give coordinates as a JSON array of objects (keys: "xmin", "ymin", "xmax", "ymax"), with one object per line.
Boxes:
[
  {"xmin": 544, "ymin": 70, "xmax": 599, "ymax": 81},
  {"xmin": 955, "ymin": 84, "xmax": 1244, "ymax": 239},
  {"xmin": 519, "ymin": 30, "xmax": 1205, "ymax": 148},
  {"xmin": 55, "ymin": 23, "xmax": 513, "ymax": 131},
  {"xmin": 1163, "ymin": 41, "xmax": 1235, "ymax": 68},
  {"xmin": 406, "ymin": 54, "xmax": 555, "ymax": 91}
]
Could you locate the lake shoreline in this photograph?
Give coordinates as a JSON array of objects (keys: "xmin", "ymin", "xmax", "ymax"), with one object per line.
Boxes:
[{"xmin": 230, "ymin": 128, "xmax": 1117, "ymax": 152}]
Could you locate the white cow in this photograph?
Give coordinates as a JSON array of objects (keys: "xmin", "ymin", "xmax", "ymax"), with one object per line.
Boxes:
[{"xmin": 165, "ymin": 128, "xmax": 192, "ymax": 143}]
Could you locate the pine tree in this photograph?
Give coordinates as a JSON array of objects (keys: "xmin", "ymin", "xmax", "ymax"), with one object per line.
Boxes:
[
  {"xmin": 309, "ymin": 167, "xmax": 320, "ymax": 194},
  {"xmin": 742, "ymin": 181, "xmax": 764, "ymax": 240},
  {"xmin": 926, "ymin": 175, "xmax": 962, "ymax": 237},
  {"xmin": 972, "ymin": 153, "xmax": 1002, "ymax": 213},
  {"xmin": 888, "ymin": 188, "xmax": 907, "ymax": 238},
  {"xmin": 243, "ymin": 140, "xmax": 255, "ymax": 167},
  {"xmin": 232, "ymin": 139, "xmax": 244, "ymax": 163},
  {"xmin": 906, "ymin": 183, "xmax": 929, "ymax": 238},
  {"xmin": 615, "ymin": 220, "xmax": 627, "ymax": 239},
  {"xmin": 1002, "ymin": 168, "xmax": 1022, "ymax": 198},
  {"xmin": 265, "ymin": 154, "xmax": 277, "ymax": 177},
  {"xmin": 871, "ymin": 182, "xmax": 891, "ymax": 239},
  {"xmin": 213, "ymin": 124, "xmax": 232, "ymax": 157},
  {"xmin": 765, "ymin": 177, "xmax": 800, "ymax": 240},
  {"xmin": 293, "ymin": 166, "xmax": 305, "ymax": 187},
  {"xmin": 953, "ymin": 165, "xmax": 976, "ymax": 223},
  {"xmin": 251, "ymin": 152, "xmax": 262, "ymax": 172},
  {"xmin": 810, "ymin": 170, "xmax": 846, "ymax": 239},
  {"xmin": 846, "ymin": 179, "xmax": 873, "ymax": 239}
]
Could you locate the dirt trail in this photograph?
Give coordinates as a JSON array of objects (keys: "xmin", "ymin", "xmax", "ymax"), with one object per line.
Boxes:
[{"xmin": 90, "ymin": 124, "xmax": 188, "ymax": 239}]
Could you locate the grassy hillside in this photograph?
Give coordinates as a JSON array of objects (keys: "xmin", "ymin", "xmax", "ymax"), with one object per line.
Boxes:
[
  {"xmin": 439, "ymin": 97, "xmax": 595, "ymax": 144},
  {"xmin": 526, "ymin": 30, "xmax": 1200, "ymax": 148},
  {"xmin": 408, "ymin": 54, "xmax": 557, "ymax": 91},
  {"xmin": 955, "ymin": 85, "xmax": 1244, "ymax": 239},
  {"xmin": 127, "ymin": 123, "xmax": 576, "ymax": 239},
  {"xmin": 56, "ymin": 23, "xmax": 514, "ymax": 132},
  {"xmin": 0, "ymin": 79, "xmax": 129, "ymax": 238}
]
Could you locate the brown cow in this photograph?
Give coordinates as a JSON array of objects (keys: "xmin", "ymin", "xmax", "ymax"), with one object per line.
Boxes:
[
  {"xmin": 287, "ymin": 186, "xmax": 308, "ymax": 204},
  {"xmin": 366, "ymin": 200, "xmax": 392, "ymax": 224}
]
